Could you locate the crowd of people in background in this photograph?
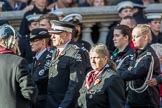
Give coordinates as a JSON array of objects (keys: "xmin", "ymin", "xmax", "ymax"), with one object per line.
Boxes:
[
  {"xmin": 0, "ymin": 0, "xmax": 162, "ymax": 108},
  {"xmin": 0, "ymin": 0, "xmax": 162, "ymax": 12}
]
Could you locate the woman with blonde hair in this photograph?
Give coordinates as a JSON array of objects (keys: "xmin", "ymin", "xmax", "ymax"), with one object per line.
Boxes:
[{"xmin": 120, "ymin": 24, "xmax": 160, "ymax": 108}]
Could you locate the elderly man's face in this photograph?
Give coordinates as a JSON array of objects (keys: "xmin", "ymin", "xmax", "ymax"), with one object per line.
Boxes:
[{"xmin": 50, "ymin": 32, "xmax": 70, "ymax": 48}]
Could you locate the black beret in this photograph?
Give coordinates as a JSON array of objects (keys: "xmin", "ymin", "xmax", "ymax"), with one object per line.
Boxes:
[{"xmin": 30, "ymin": 28, "xmax": 50, "ymax": 41}]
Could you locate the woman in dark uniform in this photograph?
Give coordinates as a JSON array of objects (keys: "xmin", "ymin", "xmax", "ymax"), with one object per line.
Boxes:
[
  {"xmin": 120, "ymin": 24, "xmax": 160, "ymax": 108},
  {"xmin": 77, "ymin": 44, "xmax": 125, "ymax": 108}
]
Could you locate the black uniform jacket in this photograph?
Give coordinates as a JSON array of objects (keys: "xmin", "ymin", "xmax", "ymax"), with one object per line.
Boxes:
[
  {"xmin": 151, "ymin": 31, "xmax": 162, "ymax": 44},
  {"xmin": 119, "ymin": 45, "xmax": 160, "ymax": 107},
  {"xmin": 77, "ymin": 66, "xmax": 125, "ymax": 108},
  {"xmin": 111, "ymin": 44, "xmax": 134, "ymax": 71},
  {"xmin": 0, "ymin": 53, "xmax": 37, "ymax": 108},
  {"xmin": 46, "ymin": 41, "xmax": 85, "ymax": 108},
  {"xmin": 29, "ymin": 49, "xmax": 52, "ymax": 97},
  {"xmin": 29, "ymin": 49, "xmax": 52, "ymax": 108}
]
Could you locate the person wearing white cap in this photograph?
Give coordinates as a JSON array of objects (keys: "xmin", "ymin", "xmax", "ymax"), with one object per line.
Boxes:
[
  {"xmin": 106, "ymin": 1, "xmax": 134, "ymax": 54},
  {"xmin": 117, "ymin": 1, "xmax": 134, "ymax": 18},
  {"xmin": 146, "ymin": 13, "xmax": 162, "ymax": 44},
  {"xmin": 61, "ymin": 13, "xmax": 91, "ymax": 51},
  {"xmin": 26, "ymin": 14, "xmax": 42, "ymax": 32},
  {"xmin": 46, "ymin": 20, "xmax": 85, "ymax": 108},
  {"xmin": 19, "ymin": 0, "xmax": 49, "ymax": 36},
  {"xmin": 61, "ymin": 13, "xmax": 92, "ymax": 75},
  {"xmin": 22, "ymin": 14, "xmax": 42, "ymax": 64}
]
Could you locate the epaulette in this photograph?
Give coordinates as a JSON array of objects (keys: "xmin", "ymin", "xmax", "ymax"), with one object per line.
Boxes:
[
  {"xmin": 72, "ymin": 44, "xmax": 80, "ymax": 50},
  {"xmin": 81, "ymin": 46, "xmax": 88, "ymax": 52}
]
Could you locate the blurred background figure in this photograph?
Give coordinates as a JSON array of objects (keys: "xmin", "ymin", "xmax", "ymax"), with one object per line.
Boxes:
[
  {"xmin": 79, "ymin": 0, "xmax": 107, "ymax": 7},
  {"xmin": 119, "ymin": 16, "xmax": 137, "ymax": 49},
  {"xmin": 61, "ymin": 13, "xmax": 91, "ymax": 51},
  {"xmin": 106, "ymin": 1, "xmax": 134, "ymax": 54},
  {"xmin": 145, "ymin": 13, "xmax": 162, "ymax": 44},
  {"xmin": 79, "ymin": 0, "xmax": 93, "ymax": 7},
  {"xmin": 38, "ymin": 13, "xmax": 59, "ymax": 31},
  {"xmin": 47, "ymin": 0, "xmax": 78, "ymax": 10},
  {"xmin": 19, "ymin": 0, "xmax": 49, "ymax": 36},
  {"xmin": 147, "ymin": 43, "xmax": 162, "ymax": 108},
  {"xmin": 0, "ymin": 24, "xmax": 37, "ymax": 108},
  {"xmin": 20, "ymin": 14, "xmax": 42, "ymax": 64},
  {"xmin": 120, "ymin": 16, "xmax": 137, "ymax": 29},
  {"xmin": 0, "ymin": 19, "xmax": 9, "ymax": 25},
  {"xmin": 142, "ymin": 0, "xmax": 155, "ymax": 6},
  {"xmin": 26, "ymin": 14, "xmax": 42, "ymax": 32},
  {"xmin": 117, "ymin": 1, "xmax": 134, "ymax": 19},
  {"xmin": 38, "ymin": 13, "xmax": 59, "ymax": 49},
  {"xmin": 131, "ymin": 0, "xmax": 147, "ymax": 24},
  {"xmin": 1, "ymin": 0, "xmax": 28, "ymax": 11},
  {"xmin": 92, "ymin": 0, "xmax": 107, "ymax": 7},
  {"xmin": 77, "ymin": 44, "xmax": 125, "ymax": 108}
]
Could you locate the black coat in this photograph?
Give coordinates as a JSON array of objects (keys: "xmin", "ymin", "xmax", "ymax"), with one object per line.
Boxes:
[
  {"xmin": 151, "ymin": 30, "xmax": 162, "ymax": 44},
  {"xmin": 120, "ymin": 45, "xmax": 160, "ymax": 107},
  {"xmin": 0, "ymin": 53, "xmax": 37, "ymax": 108},
  {"xmin": 29, "ymin": 49, "xmax": 52, "ymax": 108},
  {"xmin": 77, "ymin": 66, "xmax": 125, "ymax": 108},
  {"xmin": 111, "ymin": 45, "xmax": 134, "ymax": 70},
  {"xmin": 46, "ymin": 41, "xmax": 85, "ymax": 108}
]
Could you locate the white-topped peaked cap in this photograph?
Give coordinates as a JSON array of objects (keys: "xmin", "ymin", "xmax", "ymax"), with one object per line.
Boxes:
[
  {"xmin": 145, "ymin": 13, "xmax": 162, "ymax": 20},
  {"xmin": 26, "ymin": 14, "xmax": 42, "ymax": 22},
  {"xmin": 49, "ymin": 20, "xmax": 74, "ymax": 33},
  {"xmin": 61, "ymin": 13, "xmax": 82, "ymax": 23},
  {"xmin": 117, "ymin": 1, "xmax": 133, "ymax": 12}
]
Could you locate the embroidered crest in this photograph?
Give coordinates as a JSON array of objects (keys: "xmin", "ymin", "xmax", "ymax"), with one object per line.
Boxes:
[{"xmin": 39, "ymin": 69, "xmax": 45, "ymax": 76}]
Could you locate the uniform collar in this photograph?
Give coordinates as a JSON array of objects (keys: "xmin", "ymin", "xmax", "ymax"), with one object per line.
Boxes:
[
  {"xmin": 35, "ymin": 48, "xmax": 47, "ymax": 60},
  {"xmin": 57, "ymin": 40, "xmax": 71, "ymax": 52}
]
